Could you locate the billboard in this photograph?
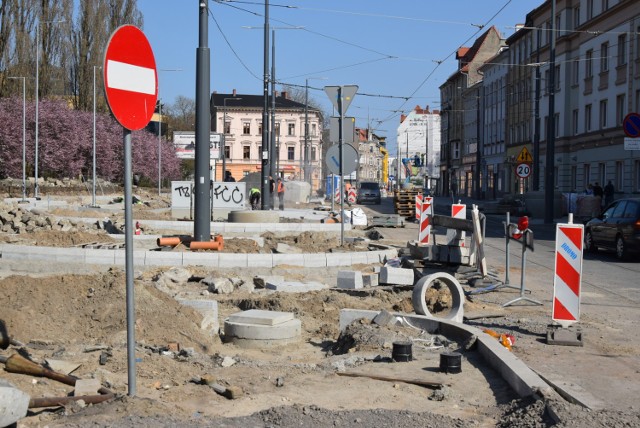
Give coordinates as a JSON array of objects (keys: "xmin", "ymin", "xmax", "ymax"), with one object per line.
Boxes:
[{"xmin": 173, "ymin": 131, "xmax": 222, "ymax": 159}]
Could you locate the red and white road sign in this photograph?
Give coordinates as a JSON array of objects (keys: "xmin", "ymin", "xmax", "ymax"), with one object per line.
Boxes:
[
  {"xmin": 418, "ymin": 196, "xmax": 433, "ymax": 244},
  {"xmin": 415, "ymin": 194, "xmax": 423, "ymax": 220},
  {"xmin": 552, "ymin": 223, "xmax": 584, "ymax": 326},
  {"xmin": 103, "ymin": 25, "xmax": 158, "ymax": 131},
  {"xmin": 447, "ymin": 203, "xmax": 466, "ymax": 245}
]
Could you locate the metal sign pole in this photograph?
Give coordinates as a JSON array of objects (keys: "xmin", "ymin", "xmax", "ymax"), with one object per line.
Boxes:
[
  {"xmin": 123, "ymin": 128, "xmax": 136, "ymax": 395},
  {"xmin": 338, "ymin": 86, "xmax": 344, "ymax": 246}
]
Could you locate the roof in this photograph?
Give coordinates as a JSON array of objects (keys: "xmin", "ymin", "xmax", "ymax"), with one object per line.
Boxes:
[
  {"xmin": 210, "ymin": 92, "xmax": 317, "ymax": 111},
  {"xmin": 457, "ymin": 26, "xmax": 500, "ymax": 72}
]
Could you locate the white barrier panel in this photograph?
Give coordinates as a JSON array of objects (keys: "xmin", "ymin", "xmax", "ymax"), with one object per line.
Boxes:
[
  {"xmin": 446, "ymin": 203, "xmax": 466, "ymax": 245},
  {"xmin": 552, "ymin": 223, "xmax": 584, "ymax": 327}
]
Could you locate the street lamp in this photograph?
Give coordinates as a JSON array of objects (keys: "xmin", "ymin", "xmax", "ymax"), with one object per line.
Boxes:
[
  {"xmin": 222, "ymin": 97, "xmax": 243, "ymax": 181},
  {"xmin": 92, "ymin": 65, "xmax": 101, "ymax": 207},
  {"xmin": 8, "ymin": 77, "xmax": 26, "ymax": 202},
  {"xmin": 35, "ymin": 18, "xmax": 65, "ymax": 199},
  {"xmin": 304, "ymin": 77, "xmax": 327, "ymax": 189}
]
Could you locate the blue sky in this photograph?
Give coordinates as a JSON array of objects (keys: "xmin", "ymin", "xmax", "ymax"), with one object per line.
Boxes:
[{"xmin": 138, "ymin": 0, "xmax": 544, "ymax": 155}]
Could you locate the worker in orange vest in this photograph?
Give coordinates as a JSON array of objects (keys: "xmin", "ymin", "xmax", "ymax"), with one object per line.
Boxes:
[{"xmin": 277, "ymin": 178, "xmax": 285, "ymax": 210}]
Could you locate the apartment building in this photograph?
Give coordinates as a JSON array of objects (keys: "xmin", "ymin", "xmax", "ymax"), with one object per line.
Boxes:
[{"xmin": 210, "ymin": 90, "xmax": 323, "ymax": 190}]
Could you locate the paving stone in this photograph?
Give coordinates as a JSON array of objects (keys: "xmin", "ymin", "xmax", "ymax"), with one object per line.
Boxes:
[
  {"xmin": 362, "ymin": 273, "xmax": 379, "ymax": 287},
  {"xmin": 379, "ymin": 266, "xmax": 414, "ymax": 285},
  {"xmin": 337, "ymin": 270, "xmax": 363, "ymax": 289},
  {"xmin": 228, "ymin": 309, "xmax": 294, "ymax": 326},
  {"xmin": 266, "ymin": 281, "xmax": 327, "ymax": 292},
  {"xmin": 74, "ymin": 378, "xmax": 101, "ymax": 396}
]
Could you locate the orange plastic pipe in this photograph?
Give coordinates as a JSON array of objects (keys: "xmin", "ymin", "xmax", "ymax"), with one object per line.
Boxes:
[
  {"xmin": 157, "ymin": 236, "xmax": 181, "ymax": 247},
  {"xmin": 189, "ymin": 240, "xmax": 222, "ymax": 251}
]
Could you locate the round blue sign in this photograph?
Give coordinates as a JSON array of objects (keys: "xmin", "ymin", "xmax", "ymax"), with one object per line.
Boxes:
[{"xmin": 623, "ymin": 113, "xmax": 640, "ymax": 138}]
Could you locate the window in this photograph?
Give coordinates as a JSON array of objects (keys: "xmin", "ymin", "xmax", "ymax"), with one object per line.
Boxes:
[
  {"xmin": 617, "ymin": 34, "xmax": 627, "ymax": 66},
  {"xmin": 571, "ymin": 166, "xmax": 577, "ymax": 191},
  {"xmin": 635, "ymin": 160, "xmax": 640, "ymax": 192},
  {"xmin": 573, "ymin": 6, "xmax": 580, "ymax": 28},
  {"xmin": 572, "ymin": 58, "xmax": 579, "ymax": 85},
  {"xmin": 572, "ymin": 109, "xmax": 579, "ymax": 134},
  {"xmin": 243, "ymin": 146, "xmax": 250, "ymax": 160},
  {"xmin": 242, "ymin": 122, "xmax": 250, "ymax": 135},
  {"xmin": 311, "ymin": 147, "xmax": 317, "ymax": 161},
  {"xmin": 224, "ymin": 145, "xmax": 230, "ymax": 159},
  {"xmin": 555, "ymin": 112, "xmax": 560, "ymax": 137},
  {"xmin": 600, "ymin": 42, "xmax": 609, "ymax": 72},
  {"xmin": 585, "ymin": 49, "xmax": 593, "ymax": 77},
  {"xmin": 258, "ymin": 122, "xmax": 262, "ymax": 135},
  {"xmin": 637, "ymin": 26, "xmax": 640, "ymax": 61},
  {"xmin": 587, "ymin": 0, "xmax": 594, "ymax": 20},
  {"xmin": 224, "ymin": 121, "xmax": 231, "ymax": 134},
  {"xmin": 453, "ymin": 142, "xmax": 460, "ymax": 159},
  {"xmin": 288, "ymin": 123, "xmax": 295, "ymax": 136},
  {"xmin": 287, "ymin": 146, "xmax": 295, "ymax": 160},
  {"xmin": 311, "ymin": 123, "xmax": 317, "ymax": 136},
  {"xmin": 616, "ymin": 94, "xmax": 626, "ymax": 126},
  {"xmin": 585, "ymin": 104, "xmax": 592, "ymax": 131},
  {"xmin": 601, "ymin": 0, "xmax": 609, "ymax": 11},
  {"xmin": 584, "ymin": 163, "xmax": 591, "ymax": 187},
  {"xmin": 598, "ymin": 162, "xmax": 606, "ymax": 185},
  {"xmin": 616, "ymin": 161, "xmax": 624, "ymax": 191},
  {"xmin": 275, "ymin": 122, "xmax": 280, "ymax": 136},
  {"xmin": 599, "ymin": 100, "xmax": 608, "ymax": 129},
  {"xmin": 555, "ymin": 65, "xmax": 561, "ymax": 90}
]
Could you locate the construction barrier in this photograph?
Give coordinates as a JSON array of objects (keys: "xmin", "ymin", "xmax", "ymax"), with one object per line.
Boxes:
[
  {"xmin": 552, "ymin": 220, "xmax": 584, "ymax": 327},
  {"xmin": 415, "ymin": 194, "xmax": 423, "ymax": 221},
  {"xmin": 418, "ymin": 196, "xmax": 433, "ymax": 244},
  {"xmin": 447, "ymin": 203, "xmax": 466, "ymax": 245},
  {"xmin": 347, "ymin": 188, "xmax": 357, "ymax": 204}
]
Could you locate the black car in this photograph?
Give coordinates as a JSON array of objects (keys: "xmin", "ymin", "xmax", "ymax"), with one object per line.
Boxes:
[
  {"xmin": 584, "ymin": 198, "xmax": 640, "ymax": 260},
  {"xmin": 356, "ymin": 182, "xmax": 381, "ymax": 204}
]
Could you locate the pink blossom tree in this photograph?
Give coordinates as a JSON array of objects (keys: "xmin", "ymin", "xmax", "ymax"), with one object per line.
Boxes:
[{"xmin": 0, "ymin": 97, "xmax": 182, "ymax": 185}]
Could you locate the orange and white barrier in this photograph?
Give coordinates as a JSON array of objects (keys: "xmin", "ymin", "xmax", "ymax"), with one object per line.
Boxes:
[
  {"xmin": 418, "ymin": 197, "xmax": 433, "ymax": 244},
  {"xmin": 415, "ymin": 194, "xmax": 423, "ymax": 220},
  {"xmin": 552, "ymin": 220, "xmax": 584, "ymax": 327}
]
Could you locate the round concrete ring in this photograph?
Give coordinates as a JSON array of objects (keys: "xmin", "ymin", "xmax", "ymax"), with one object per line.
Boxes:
[{"xmin": 411, "ymin": 272, "xmax": 464, "ymax": 323}]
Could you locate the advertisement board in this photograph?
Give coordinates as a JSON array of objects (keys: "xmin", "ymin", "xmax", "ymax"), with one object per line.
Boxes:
[{"xmin": 173, "ymin": 131, "xmax": 222, "ymax": 159}]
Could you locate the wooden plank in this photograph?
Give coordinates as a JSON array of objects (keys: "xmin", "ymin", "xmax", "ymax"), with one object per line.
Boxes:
[{"xmin": 336, "ymin": 371, "xmax": 443, "ymax": 388}]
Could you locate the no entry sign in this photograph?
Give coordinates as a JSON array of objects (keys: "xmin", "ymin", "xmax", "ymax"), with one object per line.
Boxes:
[{"xmin": 103, "ymin": 25, "xmax": 158, "ymax": 131}]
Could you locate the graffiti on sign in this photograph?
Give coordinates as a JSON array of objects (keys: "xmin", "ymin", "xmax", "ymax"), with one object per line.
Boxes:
[{"xmin": 171, "ymin": 181, "xmax": 246, "ymax": 209}]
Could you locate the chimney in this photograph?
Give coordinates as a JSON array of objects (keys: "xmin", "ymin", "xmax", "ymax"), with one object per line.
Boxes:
[
  {"xmin": 281, "ymin": 91, "xmax": 288, "ymax": 99},
  {"xmin": 400, "ymin": 114, "xmax": 406, "ymax": 123},
  {"xmin": 232, "ymin": 89, "xmax": 237, "ymax": 96}
]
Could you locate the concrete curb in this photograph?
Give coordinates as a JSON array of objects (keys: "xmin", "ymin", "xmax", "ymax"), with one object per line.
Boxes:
[
  {"xmin": 339, "ymin": 309, "xmax": 552, "ymax": 399},
  {"xmin": 0, "ymin": 244, "xmax": 397, "ymax": 269}
]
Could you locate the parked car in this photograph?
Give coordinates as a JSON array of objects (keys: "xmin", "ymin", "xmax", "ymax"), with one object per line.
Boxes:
[
  {"xmin": 584, "ymin": 198, "xmax": 640, "ymax": 260},
  {"xmin": 356, "ymin": 182, "xmax": 381, "ymax": 204}
]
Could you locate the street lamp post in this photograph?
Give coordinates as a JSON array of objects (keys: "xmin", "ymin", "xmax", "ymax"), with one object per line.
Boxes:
[
  {"xmin": 35, "ymin": 18, "xmax": 64, "ymax": 200},
  {"xmin": 92, "ymin": 65, "xmax": 101, "ymax": 207},
  {"xmin": 8, "ymin": 77, "xmax": 26, "ymax": 202},
  {"xmin": 222, "ymin": 97, "xmax": 243, "ymax": 182}
]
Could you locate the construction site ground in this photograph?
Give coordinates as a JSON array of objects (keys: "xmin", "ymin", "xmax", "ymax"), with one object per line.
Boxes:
[{"xmin": 1, "ymin": 183, "xmax": 639, "ymax": 427}]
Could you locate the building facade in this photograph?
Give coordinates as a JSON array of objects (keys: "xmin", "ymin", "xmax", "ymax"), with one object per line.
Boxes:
[{"xmin": 210, "ymin": 90, "xmax": 323, "ymax": 190}]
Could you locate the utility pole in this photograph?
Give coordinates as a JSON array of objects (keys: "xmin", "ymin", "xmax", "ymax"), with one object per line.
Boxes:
[
  {"xmin": 194, "ymin": 0, "xmax": 211, "ymax": 242},
  {"xmin": 544, "ymin": 0, "xmax": 556, "ymax": 224},
  {"xmin": 260, "ymin": 0, "xmax": 270, "ymax": 209},
  {"xmin": 270, "ymin": 29, "xmax": 276, "ymax": 207},
  {"xmin": 533, "ymin": 28, "xmax": 542, "ymax": 191}
]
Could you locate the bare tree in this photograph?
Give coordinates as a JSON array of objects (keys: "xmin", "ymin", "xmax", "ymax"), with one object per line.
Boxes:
[{"xmin": 166, "ymin": 95, "xmax": 196, "ymax": 133}]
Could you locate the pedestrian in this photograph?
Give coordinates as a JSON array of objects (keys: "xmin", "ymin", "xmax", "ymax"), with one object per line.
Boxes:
[
  {"xmin": 277, "ymin": 177, "xmax": 285, "ymax": 210},
  {"xmin": 249, "ymin": 187, "xmax": 261, "ymax": 210},
  {"xmin": 224, "ymin": 171, "xmax": 236, "ymax": 182},
  {"xmin": 604, "ymin": 180, "xmax": 615, "ymax": 207},
  {"xmin": 584, "ymin": 183, "xmax": 593, "ymax": 195},
  {"xmin": 269, "ymin": 175, "xmax": 276, "ymax": 209}
]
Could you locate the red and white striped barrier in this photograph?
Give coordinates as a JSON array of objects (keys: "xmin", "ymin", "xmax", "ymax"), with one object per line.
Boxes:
[
  {"xmin": 334, "ymin": 188, "xmax": 341, "ymax": 203},
  {"xmin": 418, "ymin": 196, "xmax": 433, "ymax": 244},
  {"xmin": 446, "ymin": 203, "xmax": 466, "ymax": 246},
  {"xmin": 552, "ymin": 222, "xmax": 584, "ymax": 327},
  {"xmin": 415, "ymin": 194, "xmax": 423, "ymax": 220},
  {"xmin": 347, "ymin": 188, "xmax": 357, "ymax": 204}
]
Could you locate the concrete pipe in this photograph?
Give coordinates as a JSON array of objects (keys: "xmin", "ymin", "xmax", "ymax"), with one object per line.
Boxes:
[
  {"xmin": 412, "ymin": 272, "xmax": 464, "ymax": 323},
  {"xmin": 228, "ymin": 210, "xmax": 280, "ymax": 224}
]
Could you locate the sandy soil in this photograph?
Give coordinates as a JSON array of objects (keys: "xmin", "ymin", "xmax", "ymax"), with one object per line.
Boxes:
[{"xmin": 1, "ymin": 183, "xmax": 639, "ymax": 427}]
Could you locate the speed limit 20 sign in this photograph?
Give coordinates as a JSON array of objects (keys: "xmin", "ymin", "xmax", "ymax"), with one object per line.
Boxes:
[{"xmin": 516, "ymin": 163, "xmax": 532, "ymax": 178}]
